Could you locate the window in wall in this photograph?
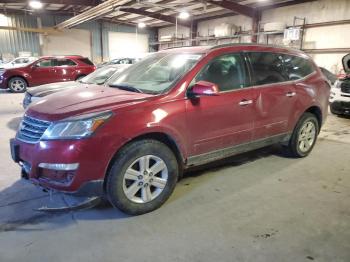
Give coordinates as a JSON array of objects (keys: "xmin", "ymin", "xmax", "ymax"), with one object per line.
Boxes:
[
  {"xmin": 248, "ymin": 52, "xmax": 288, "ymax": 85},
  {"xmin": 193, "ymin": 53, "xmax": 248, "ymax": 92}
]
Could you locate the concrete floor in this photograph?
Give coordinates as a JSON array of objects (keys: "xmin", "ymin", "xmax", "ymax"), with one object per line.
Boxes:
[{"xmin": 0, "ymin": 90, "xmax": 349, "ymax": 262}]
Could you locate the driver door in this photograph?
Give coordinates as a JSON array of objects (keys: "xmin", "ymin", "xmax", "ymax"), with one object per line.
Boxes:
[
  {"xmin": 30, "ymin": 58, "xmax": 58, "ymax": 86},
  {"xmin": 185, "ymin": 53, "xmax": 255, "ymax": 157}
]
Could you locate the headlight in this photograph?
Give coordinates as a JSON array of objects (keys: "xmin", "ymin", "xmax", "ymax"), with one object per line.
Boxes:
[{"xmin": 42, "ymin": 111, "xmax": 113, "ymax": 140}]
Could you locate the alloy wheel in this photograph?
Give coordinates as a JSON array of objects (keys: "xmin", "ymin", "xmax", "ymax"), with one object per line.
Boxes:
[
  {"xmin": 122, "ymin": 155, "xmax": 168, "ymax": 204},
  {"xmin": 298, "ymin": 121, "xmax": 316, "ymax": 153},
  {"xmin": 10, "ymin": 80, "xmax": 26, "ymax": 92}
]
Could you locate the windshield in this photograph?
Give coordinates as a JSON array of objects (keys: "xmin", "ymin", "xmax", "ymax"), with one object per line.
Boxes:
[
  {"xmin": 80, "ymin": 66, "xmax": 119, "ymax": 85},
  {"xmin": 107, "ymin": 52, "xmax": 203, "ymax": 94}
]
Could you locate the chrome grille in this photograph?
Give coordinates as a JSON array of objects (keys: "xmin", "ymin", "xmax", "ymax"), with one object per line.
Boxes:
[
  {"xmin": 17, "ymin": 115, "xmax": 51, "ymax": 143},
  {"xmin": 341, "ymin": 81, "xmax": 350, "ymax": 94}
]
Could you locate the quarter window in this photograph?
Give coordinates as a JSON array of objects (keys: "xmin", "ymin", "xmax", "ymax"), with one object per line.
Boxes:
[
  {"xmin": 283, "ymin": 55, "xmax": 315, "ymax": 80},
  {"xmin": 248, "ymin": 52, "xmax": 288, "ymax": 85},
  {"xmin": 193, "ymin": 53, "xmax": 248, "ymax": 92}
]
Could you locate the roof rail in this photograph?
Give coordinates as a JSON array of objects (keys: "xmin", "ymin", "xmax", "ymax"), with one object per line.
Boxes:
[{"xmin": 209, "ymin": 43, "xmax": 302, "ymax": 53}]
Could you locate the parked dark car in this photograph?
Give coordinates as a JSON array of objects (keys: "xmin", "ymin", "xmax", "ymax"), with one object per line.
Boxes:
[
  {"xmin": 23, "ymin": 65, "xmax": 125, "ymax": 109},
  {"xmin": 10, "ymin": 44, "xmax": 330, "ymax": 215},
  {"xmin": 329, "ymin": 54, "xmax": 350, "ymax": 115},
  {"xmin": 0, "ymin": 55, "xmax": 95, "ymax": 93}
]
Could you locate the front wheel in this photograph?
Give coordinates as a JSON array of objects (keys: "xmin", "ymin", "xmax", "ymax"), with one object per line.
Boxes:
[
  {"xmin": 8, "ymin": 77, "xmax": 27, "ymax": 93},
  {"xmin": 287, "ymin": 112, "xmax": 319, "ymax": 158},
  {"xmin": 106, "ymin": 139, "xmax": 179, "ymax": 215}
]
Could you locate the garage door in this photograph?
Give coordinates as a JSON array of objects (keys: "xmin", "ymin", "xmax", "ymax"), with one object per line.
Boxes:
[
  {"xmin": 108, "ymin": 31, "xmax": 149, "ymax": 59},
  {"xmin": 42, "ymin": 29, "xmax": 92, "ymax": 58}
]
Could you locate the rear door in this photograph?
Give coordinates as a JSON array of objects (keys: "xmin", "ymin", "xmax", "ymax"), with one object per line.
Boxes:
[
  {"xmin": 186, "ymin": 52, "xmax": 255, "ymax": 156},
  {"xmin": 54, "ymin": 58, "xmax": 78, "ymax": 81},
  {"xmin": 246, "ymin": 52, "xmax": 296, "ymax": 140},
  {"xmin": 30, "ymin": 58, "xmax": 58, "ymax": 86}
]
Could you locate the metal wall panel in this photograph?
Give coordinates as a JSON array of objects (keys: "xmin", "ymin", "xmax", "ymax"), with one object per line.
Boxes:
[
  {"xmin": 0, "ymin": 14, "xmax": 157, "ymax": 62},
  {"xmin": 0, "ymin": 14, "xmax": 40, "ymax": 59}
]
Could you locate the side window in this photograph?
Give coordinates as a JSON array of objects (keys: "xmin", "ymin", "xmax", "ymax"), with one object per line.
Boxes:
[
  {"xmin": 193, "ymin": 53, "xmax": 248, "ymax": 92},
  {"xmin": 36, "ymin": 59, "xmax": 55, "ymax": 67},
  {"xmin": 283, "ymin": 55, "xmax": 315, "ymax": 80},
  {"xmin": 248, "ymin": 52, "xmax": 288, "ymax": 85},
  {"xmin": 56, "ymin": 59, "xmax": 76, "ymax": 67}
]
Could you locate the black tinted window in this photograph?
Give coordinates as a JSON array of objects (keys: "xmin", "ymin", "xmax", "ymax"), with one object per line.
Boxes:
[
  {"xmin": 56, "ymin": 59, "xmax": 76, "ymax": 66},
  {"xmin": 248, "ymin": 52, "xmax": 288, "ymax": 85},
  {"xmin": 36, "ymin": 59, "xmax": 55, "ymax": 67},
  {"xmin": 283, "ymin": 55, "xmax": 315, "ymax": 80},
  {"xmin": 193, "ymin": 53, "xmax": 248, "ymax": 92},
  {"xmin": 78, "ymin": 58, "xmax": 94, "ymax": 66}
]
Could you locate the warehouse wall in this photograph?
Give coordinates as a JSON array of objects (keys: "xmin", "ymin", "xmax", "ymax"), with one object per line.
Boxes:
[
  {"xmin": 262, "ymin": 0, "xmax": 350, "ymax": 73},
  {"xmin": 0, "ymin": 14, "xmax": 40, "ymax": 61},
  {"xmin": 158, "ymin": 0, "xmax": 349, "ymax": 73},
  {"xmin": 0, "ymin": 13, "xmax": 156, "ymax": 63}
]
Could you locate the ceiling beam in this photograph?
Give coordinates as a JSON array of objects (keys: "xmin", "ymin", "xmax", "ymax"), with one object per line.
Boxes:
[
  {"xmin": 0, "ymin": 0, "xmax": 100, "ymax": 6},
  {"xmin": 121, "ymin": 8, "xmax": 192, "ymax": 27},
  {"xmin": 0, "ymin": 25, "xmax": 59, "ymax": 34},
  {"xmin": 260, "ymin": 0, "xmax": 317, "ymax": 10},
  {"xmin": 207, "ymin": 0, "xmax": 256, "ymax": 18}
]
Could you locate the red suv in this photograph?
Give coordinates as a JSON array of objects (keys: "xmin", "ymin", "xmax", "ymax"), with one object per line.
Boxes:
[
  {"xmin": 10, "ymin": 45, "xmax": 330, "ymax": 215},
  {"xmin": 0, "ymin": 55, "xmax": 95, "ymax": 93}
]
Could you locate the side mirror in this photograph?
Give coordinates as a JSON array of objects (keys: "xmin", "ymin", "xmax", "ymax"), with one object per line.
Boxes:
[{"xmin": 189, "ymin": 81, "xmax": 219, "ymax": 98}]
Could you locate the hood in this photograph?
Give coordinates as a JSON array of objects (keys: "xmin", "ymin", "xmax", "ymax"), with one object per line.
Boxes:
[
  {"xmin": 342, "ymin": 54, "xmax": 350, "ymax": 74},
  {"xmin": 28, "ymin": 81, "xmax": 82, "ymax": 97},
  {"xmin": 27, "ymin": 84, "xmax": 153, "ymax": 121}
]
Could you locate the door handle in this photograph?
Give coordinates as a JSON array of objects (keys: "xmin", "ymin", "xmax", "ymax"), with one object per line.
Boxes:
[
  {"xmin": 286, "ymin": 92, "xmax": 296, "ymax": 97},
  {"xmin": 239, "ymin": 99, "xmax": 253, "ymax": 106}
]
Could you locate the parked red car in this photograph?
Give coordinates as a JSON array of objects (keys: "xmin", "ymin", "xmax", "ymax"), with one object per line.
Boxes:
[
  {"xmin": 10, "ymin": 44, "xmax": 330, "ymax": 215},
  {"xmin": 0, "ymin": 55, "xmax": 95, "ymax": 93}
]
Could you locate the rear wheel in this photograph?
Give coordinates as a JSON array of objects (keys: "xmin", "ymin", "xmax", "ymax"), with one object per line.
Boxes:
[
  {"xmin": 106, "ymin": 139, "xmax": 179, "ymax": 215},
  {"xmin": 287, "ymin": 113, "xmax": 319, "ymax": 158},
  {"xmin": 8, "ymin": 77, "xmax": 27, "ymax": 93}
]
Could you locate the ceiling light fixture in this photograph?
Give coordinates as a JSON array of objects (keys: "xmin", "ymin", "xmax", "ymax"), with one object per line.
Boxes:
[
  {"xmin": 138, "ymin": 22, "xmax": 146, "ymax": 28},
  {"xmin": 178, "ymin": 11, "xmax": 190, "ymax": 20},
  {"xmin": 29, "ymin": 1, "xmax": 43, "ymax": 9}
]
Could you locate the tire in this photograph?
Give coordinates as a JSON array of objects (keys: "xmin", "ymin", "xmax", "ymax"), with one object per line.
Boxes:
[
  {"xmin": 287, "ymin": 112, "xmax": 319, "ymax": 158},
  {"xmin": 106, "ymin": 139, "xmax": 179, "ymax": 215},
  {"xmin": 8, "ymin": 77, "xmax": 27, "ymax": 93}
]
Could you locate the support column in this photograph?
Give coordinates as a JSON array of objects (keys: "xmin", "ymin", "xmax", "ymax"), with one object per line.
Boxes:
[
  {"xmin": 190, "ymin": 21, "xmax": 198, "ymax": 46},
  {"xmin": 252, "ymin": 10, "xmax": 261, "ymax": 43}
]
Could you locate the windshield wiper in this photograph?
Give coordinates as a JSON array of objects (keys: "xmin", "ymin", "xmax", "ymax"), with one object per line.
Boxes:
[{"xmin": 109, "ymin": 84, "xmax": 143, "ymax": 93}]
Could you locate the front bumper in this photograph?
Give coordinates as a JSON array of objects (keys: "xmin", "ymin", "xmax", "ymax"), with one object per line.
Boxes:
[
  {"xmin": 10, "ymin": 135, "xmax": 122, "ymax": 197},
  {"xmin": 330, "ymin": 101, "xmax": 350, "ymax": 115}
]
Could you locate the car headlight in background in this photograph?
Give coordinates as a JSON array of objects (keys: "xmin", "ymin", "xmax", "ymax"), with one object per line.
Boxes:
[
  {"xmin": 23, "ymin": 93, "xmax": 32, "ymax": 109},
  {"xmin": 42, "ymin": 111, "xmax": 113, "ymax": 140}
]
